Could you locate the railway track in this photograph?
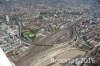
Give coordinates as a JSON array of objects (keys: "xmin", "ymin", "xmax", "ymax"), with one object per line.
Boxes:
[{"xmin": 14, "ymin": 16, "xmax": 85, "ymax": 66}]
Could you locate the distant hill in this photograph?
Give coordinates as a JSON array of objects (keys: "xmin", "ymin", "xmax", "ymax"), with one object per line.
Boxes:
[{"xmin": 1, "ymin": 0, "xmax": 100, "ymax": 8}]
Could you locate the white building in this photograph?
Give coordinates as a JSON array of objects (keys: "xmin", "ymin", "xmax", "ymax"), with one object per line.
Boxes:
[{"xmin": 6, "ymin": 15, "xmax": 10, "ymax": 22}]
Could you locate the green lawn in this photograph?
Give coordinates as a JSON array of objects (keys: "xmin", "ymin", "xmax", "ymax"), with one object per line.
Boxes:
[{"xmin": 23, "ymin": 30, "xmax": 37, "ymax": 42}]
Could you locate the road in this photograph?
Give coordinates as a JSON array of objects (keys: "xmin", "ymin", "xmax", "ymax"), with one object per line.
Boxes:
[
  {"xmin": 18, "ymin": 16, "xmax": 83, "ymax": 46},
  {"xmin": 14, "ymin": 16, "xmax": 88, "ymax": 66},
  {"xmin": 85, "ymin": 43, "xmax": 100, "ymax": 57},
  {"xmin": 30, "ymin": 33, "xmax": 83, "ymax": 66}
]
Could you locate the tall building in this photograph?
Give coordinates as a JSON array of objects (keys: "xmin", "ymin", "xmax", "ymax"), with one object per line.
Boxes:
[
  {"xmin": 6, "ymin": 15, "xmax": 10, "ymax": 24},
  {"xmin": 6, "ymin": 15, "xmax": 10, "ymax": 22}
]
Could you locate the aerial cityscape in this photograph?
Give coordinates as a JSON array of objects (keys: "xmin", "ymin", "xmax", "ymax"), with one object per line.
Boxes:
[{"xmin": 0, "ymin": 0, "xmax": 100, "ymax": 66}]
